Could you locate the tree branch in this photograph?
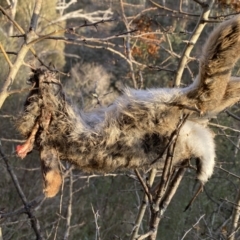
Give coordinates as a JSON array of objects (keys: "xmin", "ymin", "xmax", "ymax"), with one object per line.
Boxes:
[
  {"xmin": 0, "ymin": 146, "xmax": 43, "ymax": 239},
  {"xmin": 174, "ymin": 0, "xmax": 215, "ymax": 86}
]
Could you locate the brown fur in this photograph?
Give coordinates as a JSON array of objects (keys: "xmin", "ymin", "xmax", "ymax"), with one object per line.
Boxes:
[
  {"xmin": 16, "ymin": 15, "xmax": 240, "ymax": 197},
  {"xmin": 40, "ymin": 147, "xmax": 62, "ymax": 198}
]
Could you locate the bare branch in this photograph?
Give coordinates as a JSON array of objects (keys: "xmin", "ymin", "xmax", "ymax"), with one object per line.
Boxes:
[
  {"xmin": 130, "ymin": 169, "xmax": 157, "ymax": 240},
  {"xmin": 180, "ymin": 214, "xmax": 205, "ymax": 240},
  {"xmin": 0, "ymin": 195, "xmax": 44, "ymax": 219},
  {"xmin": 229, "ymin": 195, "xmax": 240, "ymax": 240},
  {"xmin": 63, "ymin": 169, "xmax": 73, "ymax": 240},
  {"xmin": 29, "ymin": 0, "xmax": 42, "ymax": 31},
  {"xmin": 47, "ymin": 8, "xmax": 113, "ymax": 26},
  {"xmin": 0, "ymin": 145, "xmax": 43, "ymax": 239},
  {"xmin": 0, "ymin": 43, "xmax": 13, "ymax": 67},
  {"xmin": 119, "ymin": 0, "xmax": 137, "ymax": 88},
  {"xmin": 0, "ymin": 0, "xmax": 43, "ymax": 109},
  {"xmin": 92, "ymin": 204, "xmax": 101, "ymax": 240},
  {"xmin": 216, "ymin": 166, "xmax": 240, "ymax": 180},
  {"xmin": 174, "ymin": 0, "xmax": 215, "ymax": 86},
  {"xmin": 134, "ymin": 169, "xmax": 153, "ymax": 204}
]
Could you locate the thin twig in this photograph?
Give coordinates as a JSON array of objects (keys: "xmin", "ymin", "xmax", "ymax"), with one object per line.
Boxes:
[
  {"xmin": 134, "ymin": 169, "xmax": 152, "ymax": 204},
  {"xmin": 136, "ymin": 230, "xmax": 156, "ymax": 240},
  {"xmin": 119, "ymin": 0, "xmax": 137, "ymax": 88},
  {"xmin": 174, "ymin": 0, "xmax": 215, "ymax": 86},
  {"xmin": 148, "ymin": 114, "xmax": 189, "ymax": 240},
  {"xmin": 216, "ymin": 166, "xmax": 240, "ymax": 180},
  {"xmin": 92, "ymin": 204, "xmax": 101, "ymax": 240},
  {"xmin": 180, "ymin": 214, "xmax": 205, "ymax": 240},
  {"xmin": 131, "ymin": 169, "xmax": 157, "ymax": 240},
  {"xmin": 0, "ymin": 43, "xmax": 13, "ymax": 67},
  {"xmin": 0, "ymin": 145, "xmax": 43, "ymax": 239},
  {"xmin": 226, "ymin": 110, "xmax": 240, "ymax": 121},
  {"xmin": 63, "ymin": 168, "xmax": 73, "ymax": 240},
  {"xmin": 29, "ymin": 0, "xmax": 42, "ymax": 31},
  {"xmin": 0, "ymin": 195, "xmax": 44, "ymax": 219},
  {"xmin": 0, "ymin": 0, "xmax": 43, "ymax": 109},
  {"xmin": 160, "ymin": 165, "xmax": 187, "ymax": 213}
]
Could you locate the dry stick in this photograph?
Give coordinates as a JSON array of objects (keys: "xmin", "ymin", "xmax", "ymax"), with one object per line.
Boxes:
[
  {"xmin": 130, "ymin": 169, "xmax": 157, "ymax": 240},
  {"xmin": 180, "ymin": 214, "xmax": 205, "ymax": 240},
  {"xmin": 45, "ymin": 29, "xmax": 159, "ymax": 45},
  {"xmin": 0, "ymin": 146, "xmax": 43, "ymax": 240},
  {"xmin": 160, "ymin": 165, "xmax": 186, "ymax": 213},
  {"xmin": 226, "ymin": 110, "xmax": 240, "ymax": 122},
  {"xmin": 0, "ymin": 43, "xmax": 13, "ymax": 67},
  {"xmin": 140, "ymin": 167, "xmax": 186, "ymax": 240},
  {"xmin": 147, "ymin": 169, "xmax": 186, "ymax": 240},
  {"xmin": 119, "ymin": 0, "xmax": 137, "ymax": 88},
  {"xmin": 7, "ymin": 0, "xmax": 18, "ymax": 36},
  {"xmin": 27, "ymin": 19, "xmax": 115, "ymax": 45},
  {"xmin": 63, "ymin": 168, "xmax": 73, "ymax": 240},
  {"xmin": 136, "ymin": 230, "xmax": 155, "ymax": 240},
  {"xmin": 0, "ymin": 43, "xmax": 31, "ymax": 109},
  {"xmin": 0, "ymin": 0, "xmax": 42, "ymax": 109},
  {"xmin": 0, "ymin": 4, "xmax": 44, "ymax": 238},
  {"xmin": 43, "ymin": 36, "xmax": 174, "ymax": 75},
  {"xmin": 156, "ymin": 124, "xmax": 185, "ymax": 196},
  {"xmin": 216, "ymin": 166, "xmax": 240, "ymax": 180},
  {"xmin": 53, "ymin": 175, "xmax": 65, "ymax": 240},
  {"xmin": 0, "ymin": 5, "xmax": 68, "ymax": 75},
  {"xmin": 148, "ymin": 115, "xmax": 189, "ymax": 240},
  {"xmin": 134, "ymin": 169, "xmax": 153, "ymax": 204},
  {"xmin": 184, "ymin": 183, "xmax": 203, "ymax": 212},
  {"xmin": 128, "ymin": 7, "xmax": 157, "ymax": 26},
  {"xmin": 29, "ymin": 0, "xmax": 42, "ymax": 31},
  {"xmin": 92, "ymin": 205, "xmax": 101, "ymax": 240},
  {"xmin": 0, "ymin": 6, "xmax": 25, "ymax": 34},
  {"xmin": 149, "ymin": 0, "xmax": 199, "ymax": 17},
  {"xmin": 132, "ymin": 116, "xmax": 187, "ymax": 240},
  {"xmin": 0, "ymin": 195, "xmax": 44, "ymax": 219},
  {"xmin": 0, "ymin": 7, "xmax": 113, "ymax": 77},
  {"xmin": 209, "ymin": 122, "xmax": 240, "ymax": 134},
  {"xmin": 228, "ymin": 188, "xmax": 240, "ymax": 240},
  {"xmin": 173, "ymin": 0, "xmax": 215, "ymax": 87},
  {"xmin": 131, "ymin": 117, "xmax": 188, "ymax": 240}
]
